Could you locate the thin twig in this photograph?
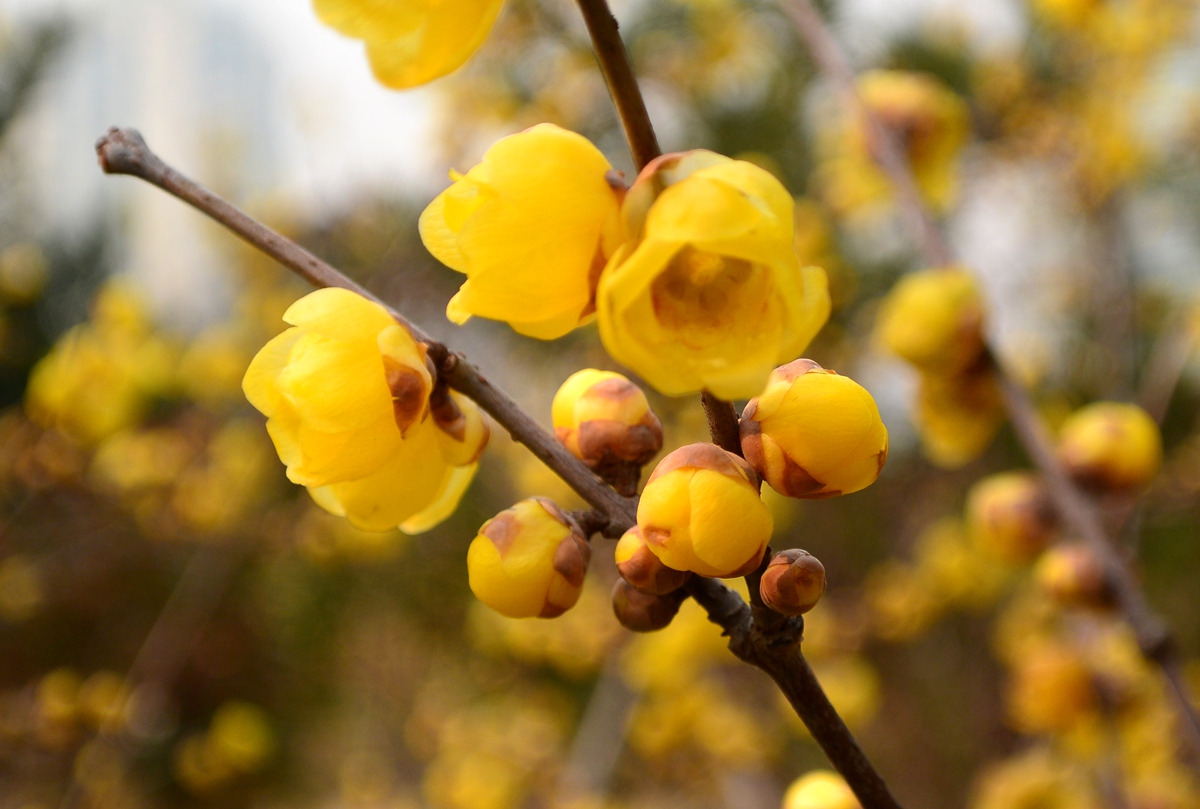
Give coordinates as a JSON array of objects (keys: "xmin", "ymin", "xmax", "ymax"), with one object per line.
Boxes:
[
  {"xmin": 96, "ymin": 127, "xmax": 905, "ymax": 809},
  {"xmin": 783, "ymin": 0, "xmax": 1200, "ymax": 765},
  {"xmin": 557, "ymin": 645, "xmax": 638, "ymax": 799},
  {"xmin": 1138, "ymin": 307, "xmax": 1196, "ymax": 424},
  {"xmin": 95, "ymin": 128, "xmax": 636, "ymax": 530},
  {"xmin": 573, "ymin": 0, "xmax": 661, "ymax": 171}
]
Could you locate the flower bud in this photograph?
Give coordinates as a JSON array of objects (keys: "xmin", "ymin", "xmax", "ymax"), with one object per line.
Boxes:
[
  {"xmin": 741, "ymin": 360, "xmax": 888, "ymax": 499},
  {"xmin": 783, "ymin": 770, "xmax": 860, "ymax": 809},
  {"xmin": 1056, "ymin": 402, "xmax": 1162, "ymax": 491},
  {"xmin": 552, "ymin": 369, "xmax": 663, "ymax": 485},
  {"xmin": 966, "ymin": 472, "xmax": 1056, "ymax": 565},
  {"xmin": 875, "ymin": 266, "xmax": 985, "ymax": 374},
  {"xmin": 637, "ymin": 444, "xmax": 773, "ymax": 578},
  {"xmin": 611, "ymin": 579, "xmax": 686, "ymax": 632},
  {"xmin": 759, "ymin": 549, "xmax": 826, "ymax": 615},
  {"xmin": 467, "ymin": 498, "xmax": 591, "ymax": 618},
  {"xmin": 1035, "ymin": 543, "xmax": 1111, "ymax": 608},
  {"xmin": 614, "ymin": 525, "xmax": 690, "ymax": 595},
  {"xmin": 1006, "ymin": 644, "xmax": 1096, "ymax": 735}
]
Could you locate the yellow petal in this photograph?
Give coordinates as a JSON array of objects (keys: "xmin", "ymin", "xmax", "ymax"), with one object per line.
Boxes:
[
  {"xmin": 363, "ymin": 0, "xmax": 505, "ymax": 89},
  {"xmin": 400, "ymin": 462, "xmax": 478, "ymax": 534}
]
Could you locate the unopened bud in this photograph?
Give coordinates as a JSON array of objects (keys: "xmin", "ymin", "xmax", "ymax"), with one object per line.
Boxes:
[
  {"xmin": 783, "ymin": 770, "xmax": 860, "ymax": 809},
  {"xmin": 759, "ymin": 549, "xmax": 826, "ymax": 615},
  {"xmin": 614, "ymin": 525, "xmax": 690, "ymax": 595},
  {"xmin": 1035, "ymin": 543, "xmax": 1111, "ymax": 608},
  {"xmin": 966, "ymin": 472, "xmax": 1056, "ymax": 565},
  {"xmin": 1056, "ymin": 402, "xmax": 1161, "ymax": 491},
  {"xmin": 741, "ymin": 360, "xmax": 888, "ymax": 499},
  {"xmin": 637, "ymin": 443, "xmax": 772, "ymax": 578},
  {"xmin": 611, "ymin": 579, "xmax": 686, "ymax": 632},
  {"xmin": 467, "ymin": 498, "xmax": 591, "ymax": 618},
  {"xmin": 875, "ymin": 266, "xmax": 985, "ymax": 374}
]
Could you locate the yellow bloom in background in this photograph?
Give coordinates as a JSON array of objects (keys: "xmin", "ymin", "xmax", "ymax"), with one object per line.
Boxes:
[
  {"xmin": 966, "ymin": 472, "xmax": 1057, "ymax": 566},
  {"xmin": 783, "ymin": 770, "xmax": 861, "ymax": 809},
  {"xmin": 26, "ymin": 282, "xmax": 176, "ymax": 444},
  {"xmin": 420, "ymin": 124, "xmax": 624, "ymax": 339},
  {"xmin": 740, "ymin": 359, "xmax": 888, "ymax": 499},
  {"xmin": 876, "ymin": 266, "xmax": 985, "ymax": 374},
  {"xmin": 1056, "ymin": 401, "xmax": 1161, "ymax": 490},
  {"xmin": 598, "ymin": 150, "xmax": 830, "ymax": 399},
  {"xmin": 818, "ymin": 70, "xmax": 969, "ymax": 214},
  {"xmin": 243, "ymin": 288, "xmax": 488, "ymax": 533},
  {"xmin": 466, "ymin": 498, "xmax": 591, "ymax": 618},
  {"xmin": 1006, "ymin": 643, "xmax": 1097, "ymax": 736},
  {"xmin": 914, "ymin": 369, "xmax": 1006, "ymax": 469},
  {"xmin": 313, "ymin": 0, "xmax": 505, "ymax": 89},
  {"xmin": 637, "ymin": 443, "xmax": 772, "ymax": 578}
]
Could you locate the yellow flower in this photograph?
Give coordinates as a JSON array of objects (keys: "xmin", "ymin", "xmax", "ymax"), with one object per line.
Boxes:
[
  {"xmin": 966, "ymin": 472, "xmax": 1057, "ymax": 565},
  {"xmin": 597, "ymin": 150, "xmax": 830, "ymax": 399},
  {"xmin": 420, "ymin": 124, "xmax": 624, "ymax": 339},
  {"xmin": 467, "ymin": 498, "xmax": 591, "ymax": 618},
  {"xmin": 313, "ymin": 0, "xmax": 505, "ymax": 89},
  {"xmin": 740, "ymin": 359, "xmax": 888, "ymax": 499},
  {"xmin": 243, "ymin": 288, "xmax": 488, "ymax": 533},
  {"xmin": 914, "ymin": 368, "xmax": 1006, "ymax": 468},
  {"xmin": 1006, "ymin": 644, "xmax": 1096, "ymax": 735},
  {"xmin": 820, "ymin": 70, "xmax": 969, "ymax": 213},
  {"xmin": 1035, "ymin": 543, "xmax": 1109, "ymax": 608},
  {"xmin": 783, "ymin": 770, "xmax": 861, "ymax": 809},
  {"xmin": 637, "ymin": 443, "xmax": 772, "ymax": 578},
  {"xmin": 1056, "ymin": 402, "xmax": 1161, "ymax": 490},
  {"xmin": 876, "ymin": 266, "xmax": 985, "ymax": 374},
  {"xmin": 552, "ymin": 369, "xmax": 663, "ymax": 470}
]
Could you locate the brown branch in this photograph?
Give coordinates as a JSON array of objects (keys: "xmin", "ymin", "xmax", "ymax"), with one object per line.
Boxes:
[
  {"xmin": 685, "ymin": 576, "xmax": 904, "ymax": 809},
  {"xmin": 573, "ymin": 0, "xmax": 661, "ymax": 171},
  {"xmin": 701, "ymin": 391, "xmax": 743, "ymax": 455},
  {"xmin": 95, "ymin": 127, "xmax": 635, "ymax": 530},
  {"xmin": 783, "ymin": 0, "xmax": 1200, "ymax": 764}
]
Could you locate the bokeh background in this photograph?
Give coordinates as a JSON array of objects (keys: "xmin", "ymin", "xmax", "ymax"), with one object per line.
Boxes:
[{"xmin": 1, "ymin": 0, "xmax": 1200, "ymax": 807}]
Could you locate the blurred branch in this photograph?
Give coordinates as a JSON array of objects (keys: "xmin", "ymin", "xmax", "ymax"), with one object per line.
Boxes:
[
  {"xmin": 96, "ymin": 127, "xmax": 905, "ymax": 809},
  {"xmin": 557, "ymin": 644, "xmax": 637, "ymax": 799},
  {"xmin": 573, "ymin": 0, "xmax": 660, "ymax": 171},
  {"xmin": 685, "ymin": 576, "xmax": 904, "ymax": 809},
  {"xmin": 94, "ymin": 127, "xmax": 636, "ymax": 530},
  {"xmin": 780, "ymin": 0, "xmax": 1200, "ymax": 765},
  {"xmin": 1138, "ymin": 307, "xmax": 1196, "ymax": 424},
  {"xmin": 0, "ymin": 21, "xmax": 69, "ymax": 144}
]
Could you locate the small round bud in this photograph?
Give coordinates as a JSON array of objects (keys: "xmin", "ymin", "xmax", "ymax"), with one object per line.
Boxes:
[
  {"xmin": 467, "ymin": 498, "xmax": 591, "ymax": 618},
  {"xmin": 966, "ymin": 472, "xmax": 1057, "ymax": 565},
  {"xmin": 741, "ymin": 360, "xmax": 888, "ymax": 499},
  {"xmin": 783, "ymin": 770, "xmax": 860, "ymax": 809},
  {"xmin": 637, "ymin": 443, "xmax": 772, "ymax": 578},
  {"xmin": 1056, "ymin": 402, "xmax": 1162, "ymax": 491},
  {"xmin": 1035, "ymin": 543, "xmax": 1111, "ymax": 608},
  {"xmin": 1006, "ymin": 644, "xmax": 1096, "ymax": 735},
  {"xmin": 759, "ymin": 549, "xmax": 826, "ymax": 615},
  {"xmin": 875, "ymin": 266, "xmax": 984, "ymax": 373},
  {"xmin": 614, "ymin": 525, "xmax": 690, "ymax": 595},
  {"xmin": 914, "ymin": 367, "xmax": 1005, "ymax": 469},
  {"xmin": 552, "ymin": 369, "xmax": 663, "ymax": 467},
  {"xmin": 611, "ymin": 579, "xmax": 686, "ymax": 632}
]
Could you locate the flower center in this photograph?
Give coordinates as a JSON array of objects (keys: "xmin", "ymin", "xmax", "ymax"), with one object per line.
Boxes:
[{"xmin": 651, "ymin": 246, "xmax": 757, "ymax": 335}]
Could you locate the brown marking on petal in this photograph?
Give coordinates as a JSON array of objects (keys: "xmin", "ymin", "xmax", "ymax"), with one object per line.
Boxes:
[
  {"xmin": 740, "ymin": 416, "xmax": 765, "ymax": 478},
  {"xmin": 429, "ymin": 384, "xmax": 466, "ymax": 441},
  {"xmin": 647, "ymin": 443, "xmax": 751, "ymax": 485},
  {"xmin": 724, "ymin": 543, "xmax": 769, "ymax": 578},
  {"xmin": 532, "ymin": 497, "xmax": 570, "ymax": 527},
  {"xmin": 481, "ymin": 512, "xmax": 521, "ymax": 556},
  {"xmin": 617, "ymin": 543, "xmax": 690, "ymax": 595},
  {"xmin": 876, "ymin": 447, "xmax": 889, "ymax": 476},
  {"xmin": 771, "ymin": 358, "xmax": 826, "ymax": 384},
  {"xmin": 553, "ymin": 534, "xmax": 592, "ymax": 589},
  {"xmin": 777, "ymin": 453, "xmax": 831, "ymax": 499},
  {"xmin": 741, "ymin": 399, "xmax": 760, "ymax": 422},
  {"xmin": 641, "ymin": 525, "xmax": 671, "ymax": 549},
  {"xmin": 611, "ymin": 579, "xmax": 686, "ymax": 632},
  {"xmin": 384, "ymin": 358, "xmax": 429, "ymax": 436},
  {"xmin": 604, "ymin": 169, "xmax": 627, "ymax": 202},
  {"xmin": 588, "ymin": 376, "xmax": 640, "ymax": 404},
  {"xmin": 539, "ymin": 602, "xmax": 568, "ymax": 619},
  {"xmin": 578, "ymin": 243, "xmax": 609, "ymax": 320}
]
